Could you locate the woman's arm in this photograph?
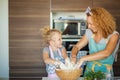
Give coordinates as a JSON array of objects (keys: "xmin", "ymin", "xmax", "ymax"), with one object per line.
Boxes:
[
  {"xmin": 71, "ymin": 35, "xmax": 88, "ymax": 57},
  {"xmin": 71, "ymin": 35, "xmax": 88, "ymax": 63},
  {"xmin": 80, "ymin": 33, "xmax": 119, "ymax": 62}
]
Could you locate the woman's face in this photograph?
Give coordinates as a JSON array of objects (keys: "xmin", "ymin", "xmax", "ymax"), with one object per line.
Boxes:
[{"xmin": 87, "ymin": 16, "xmax": 98, "ymax": 33}]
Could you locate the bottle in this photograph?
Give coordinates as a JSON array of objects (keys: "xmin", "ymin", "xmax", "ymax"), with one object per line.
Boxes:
[{"xmin": 106, "ymin": 68, "xmax": 113, "ymax": 80}]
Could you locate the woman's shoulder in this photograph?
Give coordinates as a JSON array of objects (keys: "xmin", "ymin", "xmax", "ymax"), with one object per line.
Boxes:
[
  {"xmin": 108, "ymin": 31, "xmax": 119, "ymax": 39},
  {"xmin": 113, "ymin": 31, "xmax": 119, "ymax": 35},
  {"xmin": 86, "ymin": 29, "xmax": 93, "ymax": 35},
  {"xmin": 85, "ymin": 29, "xmax": 93, "ymax": 39}
]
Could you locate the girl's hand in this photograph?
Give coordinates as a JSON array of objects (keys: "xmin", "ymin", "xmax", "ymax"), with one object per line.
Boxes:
[
  {"xmin": 65, "ymin": 57, "xmax": 70, "ymax": 66},
  {"xmin": 54, "ymin": 60, "xmax": 62, "ymax": 66}
]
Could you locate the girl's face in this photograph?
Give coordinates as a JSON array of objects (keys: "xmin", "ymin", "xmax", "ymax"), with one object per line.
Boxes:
[
  {"xmin": 51, "ymin": 33, "xmax": 62, "ymax": 48},
  {"xmin": 87, "ymin": 16, "xmax": 98, "ymax": 33}
]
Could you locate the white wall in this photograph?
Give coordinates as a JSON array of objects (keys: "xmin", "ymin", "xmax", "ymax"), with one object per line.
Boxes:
[{"xmin": 0, "ymin": 0, "xmax": 9, "ymax": 78}]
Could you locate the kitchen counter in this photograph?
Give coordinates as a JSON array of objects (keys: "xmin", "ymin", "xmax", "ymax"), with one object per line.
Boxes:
[
  {"xmin": 42, "ymin": 77, "xmax": 120, "ymax": 80},
  {"xmin": 42, "ymin": 77, "xmax": 82, "ymax": 80},
  {"xmin": 0, "ymin": 77, "xmax": 120, "ymax": 80}
]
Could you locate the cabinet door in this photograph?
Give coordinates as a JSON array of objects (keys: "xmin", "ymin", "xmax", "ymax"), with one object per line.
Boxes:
[
  {"xmin": 9, "ymin": 0, "xmax": 50, "ymax": 77},
  {"xmin": 93, "ymin": 0, "xmax": 120, "ymax": 15},
  {"xmin": 51, "ymin": 0, "xmax": 92, "ymax": 11},
  {"xmin": 93, "ymin": 0, "xmax": 120, "ymax": 34}
]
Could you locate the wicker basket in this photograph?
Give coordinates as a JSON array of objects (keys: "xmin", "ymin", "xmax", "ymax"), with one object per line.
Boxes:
[{"xmin": 56, "ymin": 68, "xmax": 82, "ymax": 80}]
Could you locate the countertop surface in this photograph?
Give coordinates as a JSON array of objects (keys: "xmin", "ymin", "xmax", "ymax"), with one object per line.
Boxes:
[
  {"xmin": 42, "ymin": 77, "xmax": 120, "ymax": 80},
  {"xmin": 0, "ymin": 77, "xmax": 120, "ymax": 80}
]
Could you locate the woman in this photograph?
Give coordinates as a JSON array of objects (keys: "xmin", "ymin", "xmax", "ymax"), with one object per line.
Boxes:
[{"xmin": 71, "ymin": 7, "xmax": 120, "ymax": 74}]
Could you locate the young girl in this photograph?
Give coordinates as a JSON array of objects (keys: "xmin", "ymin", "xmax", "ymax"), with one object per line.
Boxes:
[{"xmin": 41, "ymin": 27, "xmax": 68, "ymax": 78}]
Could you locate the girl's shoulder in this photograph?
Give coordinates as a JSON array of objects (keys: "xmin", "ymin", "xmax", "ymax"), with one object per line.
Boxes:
[
  {"xmin": 43, "ymin": 46, "xmax": 49, "ymax": 53},
  {"xmin": 43, "ymin": 46, "xmax": 65, "ymax": 53},
  {"xmin": 59, "ymin": 45, "xmax": 66, "ymax": 51}
]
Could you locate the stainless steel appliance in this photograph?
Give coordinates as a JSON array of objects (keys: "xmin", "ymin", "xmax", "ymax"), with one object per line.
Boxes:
[{"xmin": 52, "ymin": 19, "xmax": 87, "ymax": 39}]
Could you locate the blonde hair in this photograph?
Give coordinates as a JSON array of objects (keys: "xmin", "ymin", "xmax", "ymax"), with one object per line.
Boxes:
[
  {"xmin": 41, "ymin": 26, "xmax": 61, "ymax": 43},
  {"xmin": 87, "ymin": 7, "xmax": 116, "ymax": 38}
]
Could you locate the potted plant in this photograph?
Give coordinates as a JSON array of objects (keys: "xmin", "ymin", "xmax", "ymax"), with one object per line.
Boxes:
[{"xmin": 84, "ymin": 70, "xmax": 105, "ymax": 80}]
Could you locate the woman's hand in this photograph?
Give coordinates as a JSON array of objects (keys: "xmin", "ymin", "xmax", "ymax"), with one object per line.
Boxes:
[
  {"xmin": 70, "ymin": 57, "xmax": 77, "ymax": 64},
  {"xmin": 75, "ymin": 58, "xmax": 84, "ymax": 68},
  {"xmin": 71, "ymin": 46, "xmax": 78, "ymax": 64},
  {"xmin": 71, "ymin": 46, "xmax": 78, "ymax": 56}
]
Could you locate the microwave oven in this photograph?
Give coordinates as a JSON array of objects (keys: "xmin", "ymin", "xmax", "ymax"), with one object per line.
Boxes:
[{"xmin": 52, "ymin": 19, "xmax": 87, "ymax": 39}]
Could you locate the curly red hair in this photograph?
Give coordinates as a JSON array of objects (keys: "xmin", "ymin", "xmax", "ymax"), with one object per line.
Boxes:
[{"xmin": 87, "ymin": 7, "xmax": 116, "ymax": 38}]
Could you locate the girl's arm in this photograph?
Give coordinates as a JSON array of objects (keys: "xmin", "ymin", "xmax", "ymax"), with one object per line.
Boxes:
[
  {"xmin": 43, "ymin": 51, "xmax": 59, "ymax": 64},
  {"xmin": 61, "ymin": 47, "xmax": 68, "ymax": 59}
]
